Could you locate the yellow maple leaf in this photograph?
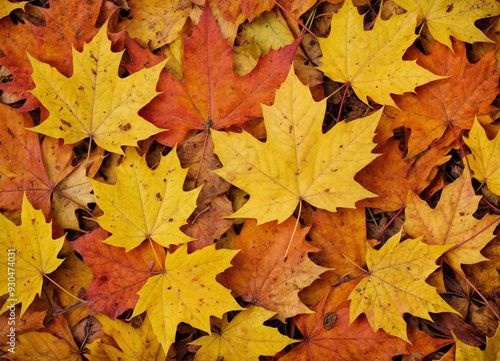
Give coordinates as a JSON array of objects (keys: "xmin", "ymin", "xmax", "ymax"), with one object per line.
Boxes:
[
  {"xmin": 453, "ymin": 325, "xmax": 500, "ymax": 360},
  {"xmin": 118, "ymin": 0, "xmax": 202, "ymax": 50},
  {"xmin": 0, "ymin": 194, "xmax": 65, "ymax": 318},
  {"xmin": 348, "ymin": 231, "xmax": 457, "ymax": 342},
  {"xmin": 191, "ymin": 306, "xmax": 295, "ymax": 361},
  {"xmin": 28, "ymin": 24, "xmax": 165, "ymax": 155},
  {"xmin": 131, "ymin": 244, "xmax": 241, "ymax": 353},
  {"xmin": 464, "ymin": 117, "xmax": 500, "ymax": 196},
  {"xmin": 91, "ymin": 314, "xmax": 165, "ymax": 361},
  {"xmin": 318, "ymin": 0, "xmax": 443, "ymax": 107},
  {"xmin": 404, "ymin": 168, "xmax": 500, "ymax": 270},
  {"xmin": 92, "ymin": 147, "xmax": 200, "ymax": 252},
  {"xmin": 396, "ymin": 0, "xmax": 500, "ymax": 50},
  {"xmin": 212, "ymin": 67, "xmax": 381, "ymax": 224}
]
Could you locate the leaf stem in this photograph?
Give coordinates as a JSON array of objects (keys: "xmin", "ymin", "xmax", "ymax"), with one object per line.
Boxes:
[
  {"xmin": 271, "ymin": 0, "xmax": 317, "ymax": 39},
  {"xmin": 149, "ymin": 238, "xmax": 164, "ymax": 272},
  {"xmin": 284, "ymin": 201, "xmax": 302, "ymax": 260},
  {"xmin": 44, "ymin": 274, "xmax": 85, "ymax": 303},
  {"xmin": 454, "ymin": 268, "xmax": 500, "ymax": 322},
  {"xmin": 337, "ymin": 83, "xmax": 350, "ymax": 123},
  {"xmin": 377, "ymin": 203, "xmax": 405, "ymax": 240}
]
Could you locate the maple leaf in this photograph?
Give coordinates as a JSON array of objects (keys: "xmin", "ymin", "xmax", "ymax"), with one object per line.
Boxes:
[
  {"xmin": 281, "ymin": 283, "xmax": 409, "ymax": 361},
  {"xmin": 453, "ymin": 325, "xmax": 500, "ymax": 360},
  {"xmin": 404, "ymin": 168, "xmax": 500, "ymax": 270},
  {"xmin": 0, "ymin": 0, "xmax": 114, "ymax": 116},
  {"xmin": 464, "ymin": 237, "xmax": 500, "ymax": 297},
  {"xmin": 464, "ymin": 117, "xmax": 500, "ymax": 195},
  {"xmin": 139, "ymin": 4, "xmax": 299, "ymax": 147},
  {"xmin": 92, "ymin": 313, "xmax": 165, "ymax": 360},
  {"xmin": 131, "ymin": 244, "xmax": 241, "ymax": 353},
  {"xmin": 299, "ymin": 208, "xmax": 373, "ymax": 304},
  {"xmin": 356, "ymin": 135, "xmax": 453, "ymax": 211},
  {"xmin": 392, "ymin": 40, "xmax": 499, "ymax": 158},
  {"xmin": 221, "ymin": 217, "xmax": 327, "ymax": 321},
  {"xmin": 177, "ymin": 132, "xmax": 231, "ymax": 199},
  {"xmin": 9, "ymin": 315, "xmax": 81, "ymax": 360},
  {"xmin": 239, "ymin": 9, "xmax": 295, "ymax": 56},
  {"xmin": 118, "ymin": 0, "xmax": 202, "ymax": 50},
  {"xmin": 318, "ymin": 0, "xmax": 442, "ymax": 108},
  {"xmin": 182, "ymin": 195, "xmax": 234, "ymax": 252},
  {"xmin": 348, "ymin": 231, "xmax": 457, "ymax": 342},
  {"xmin": 0, "ymin": 195, "xmax": 65, "ymax": 318},
  {"xmin": 28, "ymin": 23, "xmax": 165, "ymax": 154},
  {"xmin": 0, "ymin": 103, "xmax": 102, "ymax": 229},
  {"xmin": 92, "ymin": 148, "xmax": 200, "ymax": 251},
  {"xmin": 191, "ymin": 306, "xmax": 295, "ymax": 361},
  {"xmin": 212, "ymin": 67, "xmax": 381, "ymax": 224},
  {"xmin": 72, "ymin": 227, "xmax": 165, "ymax": 319},
  {"xmin": 0, "ymin": 307, "xmax": 46, "ymax": 345},
  {"xmin": 49, "ymin": 250, "xmax": 93, "ymax": 308},
  {"xmin": 395, "ymin": 0, "xmax": 500, "ymax": 50}
]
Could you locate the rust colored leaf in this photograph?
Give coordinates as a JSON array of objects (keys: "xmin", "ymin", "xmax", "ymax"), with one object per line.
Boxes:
[
  {"xmin": 392, "ymin": 40, "xmax": 499, "ymax": 158},
  {"xmin": 0, "ymin": 103, "xmax": 97, "ymax": 227},
  {"xmin": 72, "ymin": 227, "xmax": 166, "ymax": 319},
  {"xmin": 281, "ymin": 282, "xmax": 408, "ymax": 361},
  {"xmin": 221, "ymin": 217, "xmax": 328, "ymax": 321},
  {"xmin": 177, "ymin": 133, "xmax": 231, "ymax": 199},
  {"xmin": 0, "ymin": 0, "xmax": 114, "ymax": 115},
  {"xmin": 182, "ymin": 194, "xmax": 234, "ymax": 252},
  {"xmin": 0, "ymin": 307, "xmax": 46, "ymax": 345},
  {"xmin": 356, "ymin": 117, "xmax": 453, "ymax": 211},
  {"xmin": 140, "ymin": 4, "xmax": 299, "ymax": 147}
]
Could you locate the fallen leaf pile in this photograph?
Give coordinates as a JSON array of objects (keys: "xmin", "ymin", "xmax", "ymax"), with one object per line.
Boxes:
[{"xmin": 0, "ymin": 0, "xmax": 499, "ymax": 360}]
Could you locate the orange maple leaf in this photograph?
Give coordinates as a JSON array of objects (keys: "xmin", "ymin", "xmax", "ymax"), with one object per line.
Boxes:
[
  {"xmin": 221, "ymin": 217, "xmax": 327, "ymax": 321},
  {"xmin": 72, "ymin": 227, "xmax": 166, "ymax": 319},
  {"xmin": 392, "ymin": 40, "xmax": 499, "ymax": 158},
  {"xmin": 140, "ymin": 4, "xmax": 299, "ymax": 147},
  {"xmin": 281, "ymin": 283, "xmax": 408, "ymax": 361}
]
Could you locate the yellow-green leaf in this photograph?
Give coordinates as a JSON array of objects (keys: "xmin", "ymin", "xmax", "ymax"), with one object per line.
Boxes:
[
  {"xmin": 191, "ymin": 306, "xmax": 295, "ymax": 361},
  {"xmin": 131, "ymin": 244, "xmax": 241, "ymax": 353},
  {"xmin": 348, "ymin": 231, "xmax": 457, "ymax": 342},
  {"xmin": 92, "ymin": 147, "xmax": 200, "ymax": 251},
  {"xmin": 212, "ymin": 67, "xmax": 381, "ymax": 224},
  {"xmin": 0, "ymin": 194, "xmax": 65, "ymax": 318},
  {"xmin": 29, "ymin": 24, "xmax": 165, "ymax": 154},
  {"xmin": 318, "ymin": 0, "xmax": 443, "ymax": 107}
]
